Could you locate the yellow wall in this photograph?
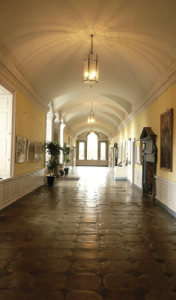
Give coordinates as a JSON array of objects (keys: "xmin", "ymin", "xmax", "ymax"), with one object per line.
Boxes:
[
  {"xmin": 1, "ymin": 75, "xmax": 46, "ymax": 176},
  {"xmin": 112, "ymin": 82, "xmax": 176, "ymax": 182},
  {"xmin": 15, "ymin": 90, "xmax": 46, "ymax": 176},
  {"xmin": 64, "ymin": 131, "xmax": 69, "ymax": 145}
]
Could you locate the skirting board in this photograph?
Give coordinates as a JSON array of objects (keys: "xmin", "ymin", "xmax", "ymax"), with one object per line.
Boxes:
[
  {"xmin": 115, "ymin": 177, "xmax": 127, "ymax": 181},
  {"xmin": 155, "ymin": 198, "xmax": 176, "ymax": 218},
  {"xmin": 0, "ymin": 168, "xmax": 45, "ymax": 211}
]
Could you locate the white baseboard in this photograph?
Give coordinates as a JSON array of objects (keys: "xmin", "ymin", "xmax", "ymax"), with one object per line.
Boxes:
[
  {"xmin": 0, "ymin": 169, "xmax": 45, "ymax": 211},
  {"xmin": 76, "ymin": 160, "xmax": 108, "ymax": 166},
  {"xmin": 155, "ymin": 176, "xmax": 176, "ymax": 217},
  {"xmin": 134, "ymin": 169, "xmax": 142, "ymax": 189}
]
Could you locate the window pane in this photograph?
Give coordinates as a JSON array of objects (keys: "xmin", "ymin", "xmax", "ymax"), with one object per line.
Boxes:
[
  {"xmin": 79, "ymin": 142, "xmax": 85, "ymax": 160},
  {"xmin": 100, "ymin": 142, "xmax": 106, "ymax": 160},
  {"xmin": 87, "ymin": 134, "xmax": 98, "ymax": 160}
]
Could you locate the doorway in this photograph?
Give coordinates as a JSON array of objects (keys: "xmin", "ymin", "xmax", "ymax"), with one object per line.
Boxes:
[{"xmin": 0, "ymin": 82, "xmax": 15, "ymax": 178}]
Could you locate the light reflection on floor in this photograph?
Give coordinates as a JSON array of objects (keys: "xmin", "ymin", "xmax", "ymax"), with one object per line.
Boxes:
[{"xmin": 0, "ymin": 166, "xmax": 176, "ymax": 299}]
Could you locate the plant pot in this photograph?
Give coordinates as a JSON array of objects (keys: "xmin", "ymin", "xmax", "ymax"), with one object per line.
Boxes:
[
  {"xmin": 47, "ymin": 175, "xmax": 56, "ymax": 186},
  {"xmin": 64, "ymin": 167, "xmax": 69, "ymax": 175},
  {"xmin": 59, "ymin": 170, "xmax": 65, "ymax": 177}
]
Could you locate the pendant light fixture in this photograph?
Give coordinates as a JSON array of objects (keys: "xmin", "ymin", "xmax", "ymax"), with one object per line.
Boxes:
[
  {"xmin": 89, "ymin": 125, "xmax": 95, "ymax": 135},
  {"xmin": 83, "ymin": 34, "xmax": 99, "ymax": 86},
  {"xmin": 88, "ymin": 103, "xmax": 95, "ymax": 124}
]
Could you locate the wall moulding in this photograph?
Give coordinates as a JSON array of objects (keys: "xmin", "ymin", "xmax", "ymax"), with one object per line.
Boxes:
[
  {"xmin": 134, "ymin": 169, "xmax": 142, "ymax": 190},
  {"xmin": 155, "ymin": 176, "xmax": 176, "ymax": 217},
  {"xmin": 0, "ymin": 169, "xmax": 45, "ymax": 211},
  {"xmin": 111, "ymin": 61, "xmax": 176, "ymax": 138},
  {"xmin": 0, "ymin": 51, "xmax": 49, "ymax": 114}
]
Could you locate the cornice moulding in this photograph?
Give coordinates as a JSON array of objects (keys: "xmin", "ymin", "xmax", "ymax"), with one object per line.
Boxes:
[
  {"xmin": 117, "ymin": 62, "xmax": 176, "ymax": 135},
  {"xmin": 0, "ymin": 51, "xmax": 49, "ymax": 114}
]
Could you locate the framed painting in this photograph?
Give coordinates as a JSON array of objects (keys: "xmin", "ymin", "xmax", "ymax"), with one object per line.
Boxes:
[
  {"xmin": 135, "ymin": 140, "xmax": 142, "ymax": 165},
  {"xmin": 27, "ymin": 139, "xmax": 34, "ymax": 162},
  {"xmin": 39, "ymin": 144, "xmax": 44, "ymax": 161},
  {"xmin": 16, "ymin": 136, "xmax": 26, "ymax": 163},
  {"xmin": 34, "ymin": 142, "xmax": 42, "ymax": 162},
  {"xmin": 160, "ymin": 108, "xmax": 173, "ymax": 171}
]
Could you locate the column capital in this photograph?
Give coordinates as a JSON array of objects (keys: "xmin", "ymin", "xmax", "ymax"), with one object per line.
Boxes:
[{"xmin": 60, "ymin": 123, "xmax": 66, "ymax": 129}]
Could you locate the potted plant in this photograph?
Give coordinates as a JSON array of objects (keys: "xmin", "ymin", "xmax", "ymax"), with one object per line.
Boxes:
[
  {"xmin": 45, "ymin": 140, "xmax": 62, "ymax": 185},
  {"xmin": 62, "ymin": 146, "xmax": 72, "ymax": 175}
]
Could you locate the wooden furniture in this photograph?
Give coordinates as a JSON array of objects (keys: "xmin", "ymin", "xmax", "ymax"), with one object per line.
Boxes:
[{"xmin": 140, "ymin": 127, "xmax": 157, "ymax": 199}]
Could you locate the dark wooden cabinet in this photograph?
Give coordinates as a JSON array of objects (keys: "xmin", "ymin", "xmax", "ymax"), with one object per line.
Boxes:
[{"xmin": 140, "ymin": 127, "xmax": 157, "ymax": 199}]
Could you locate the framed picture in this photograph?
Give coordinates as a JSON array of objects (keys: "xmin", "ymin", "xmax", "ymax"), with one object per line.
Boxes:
[
  {"xmin": 16, "ymin": 136, "xmax": 26, "ymax": 163},
  {"xmin": 27, "ymin": 140, "xmax": 34, "ymax": 162},
  {"xmin": 135, "ymin": 140, "xmax": 142, "ymax": 164},
  {"xmin": 39, "ymin": 144, "xmax": 44, "ymax": 161},
  {"xmin": 160, "ymin": 108, "xmax": 173, "ymax": 171},
  {"xmin": 34, "ymin": 142, "xmax": 42, "ymax": 162}
]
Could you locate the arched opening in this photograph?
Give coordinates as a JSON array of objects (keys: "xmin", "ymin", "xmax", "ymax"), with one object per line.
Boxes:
[{"xmin": 76, "ymin": 131, "xmax": 108, "ymax": 167}]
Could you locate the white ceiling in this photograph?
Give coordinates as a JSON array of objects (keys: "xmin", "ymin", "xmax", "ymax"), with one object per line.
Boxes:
[{"xmin": 1, "ymin": 0, "xmax": 176, "ymax": 136}]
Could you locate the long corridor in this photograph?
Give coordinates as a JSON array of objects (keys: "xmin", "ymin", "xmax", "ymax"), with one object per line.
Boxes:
[{"xmin": 0, "ymin": 167, "xmax": 176, "ymax": 300}]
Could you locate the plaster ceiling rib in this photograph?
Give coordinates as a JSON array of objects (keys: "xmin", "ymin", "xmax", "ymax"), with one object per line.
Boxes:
[
  {"xmin": 100, "ymin": 104, "xmax": 126, "ymax": 121},
  {"xmin": 78, "ymin": 130, "xmax": 108, "ymax": 139},
  {"xmin": 75, "ymin": 125, "xmax": 110, "ymax": 137},
  {"xmin": 100, "ymin": 112, "xmax": 121, "ymax": 124},
  {"xmin": 53, "ymin": 94, "xmax": 131, "ymax": 116},
  {"xmin": 67, "ymin": 119, "xmax": 116, "ymax": 137},
  {"xmin": 64, "ymin": 105, "xmax": 123, "ymax": 123},
  {"xmin": 100, "ymin": 94, "xmax": 132, "ymax": 114},
  {"xmin": 52, "ymin": 94, "xmax": 82, "ymax": 112},
  {"xmin": 66, "ymin": 112, "xmax": 118, "ymax": 130},
  {"xmin": 1, "ymin": 1, "xmax": 176, "ymax": 136},
  {"xmin": 53, "ymin": 94, "xmax": 127, "ymax": 135}
]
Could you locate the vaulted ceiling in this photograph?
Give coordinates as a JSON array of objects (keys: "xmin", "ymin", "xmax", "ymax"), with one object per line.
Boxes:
[{"xmin": 1, "ymin": 0, "xmax": 176, "ymax": 137}]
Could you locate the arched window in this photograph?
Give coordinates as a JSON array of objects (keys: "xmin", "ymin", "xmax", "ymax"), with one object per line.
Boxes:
[
  {"xmin": 87, "ymin": 132, "xmax": 98, "ymax": 160},
  {"xmin": 100, "ymin": 142, "xmax": 106, "ymax": 160}
]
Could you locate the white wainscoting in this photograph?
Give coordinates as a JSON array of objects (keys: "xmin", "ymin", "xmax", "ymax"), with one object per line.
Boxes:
[
  {"xmin": 76, "ymin": 160, "xmax": 108, "ymax": 167},
  {"xmin": 134, "ymin": 169, "xmax": 142, "ymax": 189},
  {"xmin": 127, "ymin": 165, "xmax": 132, "ymax": 183},
  {"xmin": 114, "ymin": 166, "xmax": 127, "ymax": 180},
  {"xmin": 155, "ymin": 176, "xmax": 176, "ymax": 217},
  {"xmin": 0, "ymin": 169, "xmax": 45, "ymax": 211}
]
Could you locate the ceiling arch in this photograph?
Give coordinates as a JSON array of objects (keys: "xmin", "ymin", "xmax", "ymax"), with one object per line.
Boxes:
[{"xmin": 0, "ymin": 0, "xmax": 176, "ymax": 137}]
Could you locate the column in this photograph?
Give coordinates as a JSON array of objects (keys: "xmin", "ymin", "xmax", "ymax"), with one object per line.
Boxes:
[
  {"xmin": 59, "ymin": 123, "xmax": 65, "ymax": 164},
  {"xmin": 54, "ymin": 112, "xmax": 61, "ymax": 141},
  {"xmin": 46, "ymin": 103, "xmax": 54, "ymax": 142},
  {"xmin": 46, "ymin": 103, "xmax": 55, "ymax": 162}
]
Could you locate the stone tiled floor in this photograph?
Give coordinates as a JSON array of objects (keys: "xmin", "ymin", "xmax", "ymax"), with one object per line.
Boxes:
[{"xmin": 0, "ymin": 167, "xmax": 176, "ymax": 300}]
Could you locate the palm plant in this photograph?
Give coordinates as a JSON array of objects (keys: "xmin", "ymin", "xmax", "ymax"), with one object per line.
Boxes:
[
  {"xmin": 45, "ymin": 140, "xmax": 62, "ymax": 175},
  {"xmin": 62, "ymin": 146, "xmax": 72, "ymax": 166}
]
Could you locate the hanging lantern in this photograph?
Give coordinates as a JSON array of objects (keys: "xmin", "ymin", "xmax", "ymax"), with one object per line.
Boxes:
[
  {"xmin": 88, "ymin": 103, "xmax": 95, "ymax": 124},
  {"xmin": 83, "ymin": 35, "xmax": 99, "ymax": 86},
  {"xmin": 89, "ymin": 125, "xmax": 95, "ymax": 135}
]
